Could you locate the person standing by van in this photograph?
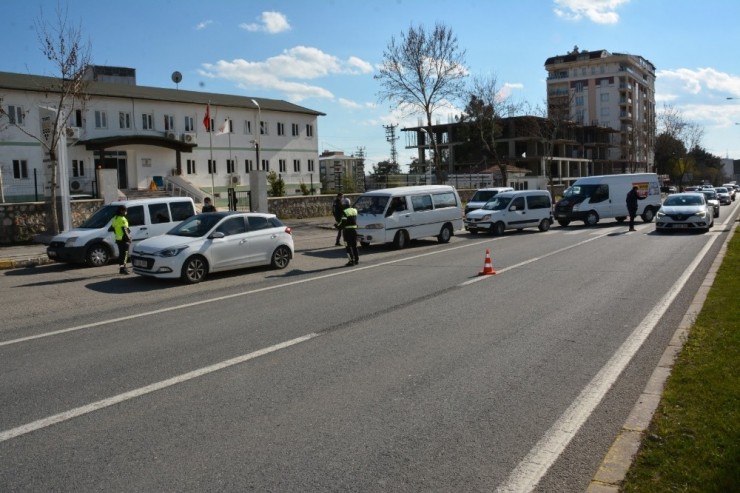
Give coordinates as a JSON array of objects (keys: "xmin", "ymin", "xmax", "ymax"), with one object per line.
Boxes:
[
  {"xmin": 335, "ymin": 199, "xmax": 359, "ymax": 266},
  {"xmin": 626, "ymin": 186, "xmax": 645, "ymax": 232},
  {"xmin": 332, "ymin": 193, "xmax": 345, "ymax": 246},
  {"xmin": 202, "ymin": 197, "xmax": 216, "ymax": 213},
  {"xmin": 111, "ymin": 205, "xmax": 132, "ymax": 274}
]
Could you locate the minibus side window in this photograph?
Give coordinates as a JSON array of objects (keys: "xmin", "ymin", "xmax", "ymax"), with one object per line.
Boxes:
[
  {"xmin": 170, "ymin": 201, "xmax": 195, "ymax": 221},
  {"xmin": 127, "ymin": 206, "xmax": 145, "ymax": 226},
  {"xmin": 432, "ymin": 192, "xmax": 457, "ymax": 208},
  {"xmin": 411, "ymin": 194, "xmax": 433, "ymax": 212},
  {"xmin": 149, "ymin": 203, "xmax": 171, "ymax": 223},
  {"xmin": 591, "ymin": 184, "xmax": 609, "ymax": 203},
  {"xmin": 527, "ymin": 195, "xmax": 550, "ymax": 209}
]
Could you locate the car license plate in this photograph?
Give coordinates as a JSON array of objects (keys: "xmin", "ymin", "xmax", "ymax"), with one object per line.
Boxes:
[
  {"xmin": 557, "ymin": 213, "xmax": 567, "ymax": 218},
  {"xmin": 674, "ymin": 224, "xmax": 688, "ymax": 228},
  {"xmin": 133, "ymin": 258, "xmax": 147, "ymax": 267}
]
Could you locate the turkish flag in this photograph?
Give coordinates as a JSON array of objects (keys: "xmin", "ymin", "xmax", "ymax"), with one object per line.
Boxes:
[{"xmin": 203, "ymin": 104, "xmax": 210, "ymax": 131}]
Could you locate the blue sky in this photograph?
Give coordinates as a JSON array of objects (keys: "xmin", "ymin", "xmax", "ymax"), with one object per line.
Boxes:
[{"xmin": 3, "ymin": 0, "xmax": 740, "ymax": 171}]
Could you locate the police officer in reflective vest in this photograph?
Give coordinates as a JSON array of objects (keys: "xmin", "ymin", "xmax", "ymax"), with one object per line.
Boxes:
[
  {"xmin": 335, "ymin": 198, "xmax": 359, "ymax": 266},
  {"xmin": 111, "ymin": 205, "xmax": 131, "ymax": 274}
]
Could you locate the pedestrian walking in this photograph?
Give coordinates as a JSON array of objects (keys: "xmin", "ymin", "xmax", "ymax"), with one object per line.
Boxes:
[
  {"xmin": 332, "ymin": 192, "xmax": 344, "ymax": 246},
  {"xmin": 626, "ymin": 185, "xmax": 645, "ymax": 232},
  {"xmin": 111, "ymin": 205, "xmax": 132, "ymax": 274},
  {"xmin": 335, "ymin": 198, "xmax": 359, "ymax": 266}
]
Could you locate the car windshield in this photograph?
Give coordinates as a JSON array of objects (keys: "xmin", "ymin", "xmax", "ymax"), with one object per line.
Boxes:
[
  {"xmin": 355, "ymin": 195, "xmax": 389, "ymax": 215},
  {"xmin": 715, "ymin": 187, "xmax": 728, "ymax": 193},
  {"xmin": 471, "ymin": 190, "xmax": 499, "ymax": 202},
  {"xmin": 701, "ymin": 191, "xmax": 718, "ymax": 199},
  {"xmin": 79, "ymin": 205, "xmax": 118, "ymax": 228},
  {"xmin": 481, "ymin": 196, "xmax": 512, "ymax": 211},
  {"xmin": 562, "ymin": 184, "xmax": 599, "ymax": 198},
  {"xmin": 664, "ymin": 195, "xmax": 703, "ymax": 206},
  {"xmin": 167, "ymin": 214, "xmax": 223, "ymax": 237}
]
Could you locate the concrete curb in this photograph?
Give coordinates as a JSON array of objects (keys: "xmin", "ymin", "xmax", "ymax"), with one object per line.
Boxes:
[
  {"xmin": 586, "ymin": 222, "xmax": 736, "ymax": 492},
  {"xmin": 0, "ymin": 255, "xmax": 54, "ymax": 270}
]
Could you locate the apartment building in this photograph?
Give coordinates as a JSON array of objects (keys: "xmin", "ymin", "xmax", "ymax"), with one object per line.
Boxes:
[
  {"xmin": 0, "ymin": 66, "xmax": 324, "ymax": 201},
  {"xmin": 545, "ymin": 47, "xmax": 656, "ymax": 173},
  {"xmin": 319, "ymin": 150, "xmax": 365, "ymax": 193}
]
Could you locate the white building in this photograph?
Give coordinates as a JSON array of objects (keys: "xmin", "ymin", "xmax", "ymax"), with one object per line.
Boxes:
[
  {"xmin": 545, "ymin": 47, "xmax": 656, "ymax": 173},
  {"xmin": 0, "ymin": 66, "xmax": 325, "ymax": 202}
]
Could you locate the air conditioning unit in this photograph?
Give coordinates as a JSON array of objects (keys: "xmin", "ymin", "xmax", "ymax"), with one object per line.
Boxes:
[
  {"xmin": 166, "ymin": 131, "xmax": 177, "ymax": 140},
  {"xmin": 65, "ymin": 127, "xmax": 80, "ymax": 140},
  {"xmin": 183, "ymin": 132, "xmax": 197, "ymax": 144},
  {"xmin": 69, "ymin": 180, "xmax": 82, "ymax": 192},
  {"xmin": 229, "ymin": 174, "xmax": 241, "ymax": 185}
]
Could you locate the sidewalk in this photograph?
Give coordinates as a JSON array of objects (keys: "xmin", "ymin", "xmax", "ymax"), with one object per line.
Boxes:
[{"xmin": 0, "ymin": 217, "xmax": 335, "ymax": 270}]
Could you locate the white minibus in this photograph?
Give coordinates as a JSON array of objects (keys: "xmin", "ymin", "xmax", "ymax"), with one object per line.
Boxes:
[{"xmin": 354, "ymin": 185, "xmax": 463, "ymax": 249}]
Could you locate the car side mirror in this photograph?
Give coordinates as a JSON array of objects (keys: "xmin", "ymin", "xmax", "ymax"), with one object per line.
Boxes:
[{"xmin": 209, "ymin": 231, "xmax": 225, "ymax": 239}]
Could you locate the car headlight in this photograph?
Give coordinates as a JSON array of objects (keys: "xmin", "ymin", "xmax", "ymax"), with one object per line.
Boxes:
[
  {"xmin": 481, "ymin": 214, "xmax": 491, "ymax": 221},
  {"xmin": 63, "ymin": 237, "xmax": 79, "ymax": 247},
  {"xmin": 693, "ymin": 211, "xmax": 707, "ymax": 218},
  {"xmin": 156, "ymin": 246, "xmax": 189, "ymax": 257},
  {"xmin": 364, "ymin": 223, "xmax": 384, "ymax": 229},
  {"xmin": 572, "ymin": 203, "xmax": 581, "ymax": 211},
  {"xmin": 656, "ymin": 211, "xmax": 665, "ymax": 218}
]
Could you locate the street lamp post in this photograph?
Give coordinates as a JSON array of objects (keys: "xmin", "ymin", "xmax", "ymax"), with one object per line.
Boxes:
[{"xmin": 250, "ymin": 99, "xmax": 261, "ymax": 172}]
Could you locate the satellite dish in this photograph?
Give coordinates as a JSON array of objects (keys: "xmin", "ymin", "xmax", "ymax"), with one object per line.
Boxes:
[{"xmin": 171, "ymin": 71, "xmax": 182, "ymax": 85}]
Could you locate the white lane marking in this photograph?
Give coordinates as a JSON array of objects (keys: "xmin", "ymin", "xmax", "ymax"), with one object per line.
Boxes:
[
  {"xmin": 0, "ymin": 238, "xmax": 498, "ymax": 348},
  {"xmin": 0, "ymin": 333, "xmax": 319, "ymax": 443},
  {"xmin": 495, "ymin": 232, "xmax": 720, "ymax": 492}
]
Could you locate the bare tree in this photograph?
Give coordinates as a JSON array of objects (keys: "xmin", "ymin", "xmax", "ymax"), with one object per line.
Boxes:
[
  {"xmin": 0, "ymin": 5, "xmax": 91, "ymax": 234},
  {"xmin": 657, "ymin": 104, "xmax": 704, "ymax": 185},
  {"xmin": 375, "ymin": 23, "xmax": 467, "ymax": 182},
  {"xmin": 462, "ymin": 74, "xmax": 522, "ymax": 185}
]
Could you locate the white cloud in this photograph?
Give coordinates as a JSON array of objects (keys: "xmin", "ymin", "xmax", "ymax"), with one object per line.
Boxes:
[
  {"xmin": 240, "ymin": 11, "xmax": 291, "ymax": 33},
  {"xmin": 338, "ymin": 98, "xmax": 362, "ymax": 109},
  {"xmin": 553, "ymin": 0, "xmax": 629, "ymax": 24},
  {"xmin": 657, "ymin": 67, "xmax": 740, "ymax": 97},
  {"xmin": 199, "ymin": 47, "xmax": 373, "ymax": 102},
  {"xmin": 195, "ymin": 20, "xmax": 213, "ymax": 31}
]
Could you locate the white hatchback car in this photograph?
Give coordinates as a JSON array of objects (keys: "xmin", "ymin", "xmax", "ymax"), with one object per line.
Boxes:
[
  {"xmin": 655, "ymin": 192, "xmax": 714, "ymax": 233},
  {"xmin": 131, "ymin": 212, "xmax": 294, "ymax": 283}
]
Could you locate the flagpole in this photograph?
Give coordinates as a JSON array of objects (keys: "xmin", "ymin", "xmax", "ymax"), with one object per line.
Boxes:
[{"xmin": 208, "ymin": 102, "xmax": 215, "ymax": 201}]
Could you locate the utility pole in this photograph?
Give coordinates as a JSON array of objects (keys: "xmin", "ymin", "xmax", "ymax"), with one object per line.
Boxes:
[{"xmin": 384, "ymin": 124, "xmax": 399, "ymax": 166}]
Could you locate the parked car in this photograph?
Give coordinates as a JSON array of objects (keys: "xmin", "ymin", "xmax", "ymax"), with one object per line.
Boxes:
[
  {"xmin": 660, "ymin": 186, "xmax": 678, "ymax": 195},
  {"xmin": 714, "ymin": 187, "xmax": 732, "ymax": 205},
  {"xmin": 655, "ymin": 193, "xmax": 714, "ymax": 233},
  {"xmin": 684, "ymin": 186, "xmax": 701, "ymax": 192},
  {"xmin": 464, "ymin": 187, "xmax": 514, "ymax": 215},
  {"xmin": 699, "ymin": 189, "xmax": 720, "ymax": 218},
  {"xmin": 464, "ymin": 190, "xmax": 553, "ymax": 235},
  {"xmin": 131, "ymin": 212, "xmax": 294, "ymax": 283}
]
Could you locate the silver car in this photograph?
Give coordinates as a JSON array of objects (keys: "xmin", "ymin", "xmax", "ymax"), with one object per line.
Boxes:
[
  {"xmin": 714, "ymin": 187, "xmax": 732, "ymax": 205},
  {"xmin": 656, "ymin": 193, "xmax": 714, "ymax": 233},
  {"xmin": 699, "ymin": 189, "xmax": 720, "ymax": 218}
]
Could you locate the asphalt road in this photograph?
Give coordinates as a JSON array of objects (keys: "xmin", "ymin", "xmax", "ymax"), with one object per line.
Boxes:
[{"xmin": 1, "ymin": 203, "xmax": 738, "ymax": 491}]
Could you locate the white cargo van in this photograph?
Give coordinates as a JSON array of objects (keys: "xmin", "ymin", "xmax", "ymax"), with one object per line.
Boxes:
[
  {"xmin": 464, "ymin": 187, "xmax": 514, "ymax": 215},
  {"xmin": 554, "ymin": 173, "xmax": 661, "ymax": 226},
  {"xmin": 47, "ymin": 197, "xmax": 196, "ymax": 267},
  {"xmin": 354, "ymin": 185, "xmax": 463, "ymax": 249},
  {"xmin": 464, "ymin": 190, "xmax": 553, "ymax": 235}
]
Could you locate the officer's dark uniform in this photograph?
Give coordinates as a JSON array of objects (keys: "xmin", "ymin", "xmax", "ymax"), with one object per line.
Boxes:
[{"xmin": 335, "ymin": 201, "xmax": 359, "ymax": 266}]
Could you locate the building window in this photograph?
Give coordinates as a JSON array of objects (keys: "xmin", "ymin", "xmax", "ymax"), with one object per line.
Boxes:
[
  {"xmin": 164, "ymin": 115, "xmax": 175, "ymax": 131},
  {"xmin": 72, "ymin": 159, "xmax": 85, "ymax": 177},
  {"xmin": 292, "ymin": 123, "xmax": 300, "ymax": 136},
  {"xmin": 575, "ymin": 96, "xmax": 584, "ymax": 106},
  {"xmin": 600, "ymin": 93, "xmax": 609, "ymax": 102},
  {"xmin": 277, "ymin": 122, "xmax": 285, "ymax": 136},
  {"xmin": 279, "ymin": 159, "xmax": 287, "ymax": 173},
  {"xmin": 226, "ymin": 159, "xmax": 235, "ymax": 174},
  {"xmin": 260, "ymin": 120, "xmax": 267, "ymax": 135},
  {"xmin": 12, "ymin": 159, "xmax": 28, "ymax": 179},
  {"xmin": 308, "ymin": 159, "xmax": 315, "ymax": 172},
  {"xmin": 184, "ymin": 116, "xmax": 194, "ymax": 132},
  {"xmin": 574, "ymin": 82, "xmax": 584, "ymax": 93},
  {"xmin": 95, "ymin": 110, "xmax": 108, "ymax": 129},
  {"xmin": 245, "ymin": 159, "xmax": 253, "ymax": 172},
  {"xmin": 244, "ymin": 120, "xmax": 252, "ymax": 135},
  {"xmin": 187, "ymin": 159, "xmax": 196, "ymax": 174},
  {"xmin": 7, "ymin": 105, "xmax": 25, "ymax": 125},
  {"xmin": 262, "ymin": 159, "xmax": 269, "ymax": 171},
  {"xmin": 600, "ymin": 107, "xmax": 610, "ymax": 117},
  {"xmin": 306, "ymin": 124, "xmax": 314, "ymax": 137},
  {"xmin": 119, "ymin": 112, "xmax": 131, "ymax": 129},
  {"xmin": 208, "ymin": 159, "xmax": 217, "ymax": 174},
  {"xmin": 293, "ymin": 159, "xmax": 301, "ymax": 172},
  {"xmin": 142, "ymin": 113, "xmax": 153, "ymax": 130},
  {"xmin": 72, "ymin": 109, "xmax": 83, "ymax": 127}
]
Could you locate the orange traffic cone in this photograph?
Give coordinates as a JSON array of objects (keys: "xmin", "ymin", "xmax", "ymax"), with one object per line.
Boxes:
[{"xmin": 479, "ymin": 248, "xmax": 496, "ymax": 276}]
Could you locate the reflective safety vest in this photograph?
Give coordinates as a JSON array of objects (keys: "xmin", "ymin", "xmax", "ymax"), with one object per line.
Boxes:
[
  {"xmin": 111, "ymin": 215, "xmax": 129, "ymax": 241},
  {"xmin": 338, "ymin": 207, "xmax": 358, "ymax": 229}
]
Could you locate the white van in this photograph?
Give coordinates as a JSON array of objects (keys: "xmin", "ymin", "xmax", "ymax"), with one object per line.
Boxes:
[
  {"xmin": 355, "ymin": 185, "xmax": 463, "ymax": 249},
  {"xmin": 464, "ymin": 187, "xmax": 514, "ymax": 215},
  {"xmin": 464, "ymin": 190, "xmax": 553, "ymax": 235},
  {"xmin": 47, "ymin": 197, "xmax": 196, "ymax": 267},
  {"xmin": 554, "ymin": 173, "xmax": 661, "ymax": 226}
]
